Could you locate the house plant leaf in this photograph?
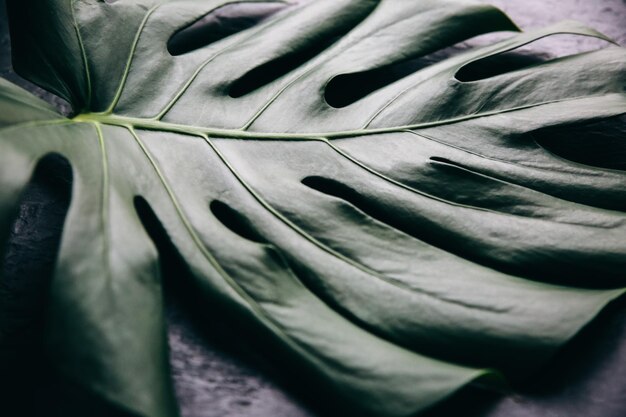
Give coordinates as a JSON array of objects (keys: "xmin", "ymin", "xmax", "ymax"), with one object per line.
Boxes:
[{"xmin": 1, "ymin": 0, "xmax": 626, "ymax": 416}]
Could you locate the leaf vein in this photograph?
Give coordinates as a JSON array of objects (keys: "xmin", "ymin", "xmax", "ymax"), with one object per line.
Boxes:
[
  {"xmin": 126, "ymin": 125, "xmax": 340, "ymax": 371},
  {"xmin": 71, "ymin": 0, "xmax": 92, "ymax": 108},
  {"xmin": 202, "ymin": 133, "xmax": 506, "ymax": 312},
  {"xmin": 104, "ymin": 4, "xmax": 163, "ymax": 114}
]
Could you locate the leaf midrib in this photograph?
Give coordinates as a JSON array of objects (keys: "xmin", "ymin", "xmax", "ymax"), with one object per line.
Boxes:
[{"xmin": 72, "ymin": 93, "xmax": 616, "ymax": 141}]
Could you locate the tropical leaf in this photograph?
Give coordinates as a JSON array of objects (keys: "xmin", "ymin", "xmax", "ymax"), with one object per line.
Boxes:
[{"xmin": 1, "ymin": 0, "xmax": 626, "ymax": 416}]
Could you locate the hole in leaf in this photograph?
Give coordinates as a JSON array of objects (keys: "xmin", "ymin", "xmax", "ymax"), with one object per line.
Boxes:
[
  {"xmin": 1, "ymin": 153, "xmax": 73, "ymax": 415},
  {"xmin": 301, "ymin": 176, "xmax": 406, "ymax": 233},
  {"xmin": 429, "ymin": 156, "xmax": 457, "ymax": 165},
  {"xmin": 1, "ymin": 154, "xmax": 73, "ymax": 338},
  {"xmin": 534, "ymin": 115, "xmax": 626, "ymax": 171},
  {"xmin": 133, "ymin": 196, "xmax": 323, "ymax": 416},
  {"xmin": 228, "ymin": 3, "xmax": 377, "ymax": 98},
  {"xmin": 455, "ymin": 34, "xmax": 612, "ymax": 82},
  {"xmin": 301, "ymin": 175, "xmax": 618, "ymax": 284},
  {"xmin": 456, "ymin": 53, "xmax": 544, "ymax": 82},
  {"xmin": 325, "ymin": 59, "xmax": 434, "ymax": 108},
  {"xmin": 426, "ymin": 156, "xmax": 539, "ymax": 214},
  {"xmin": 133, "ymin": 196, "xmax": 189, "ymax": 286},
  {"xmin": 301, "ymin": 175, "xmax": 425, "ymax": 252},
  {"xmin": 210, "ymin": 200, "xmax": 267, "ymax": 244},
  {"xmin": 323, "ymin": 33, "xmax": 521, "ymax": 108},
  {"xmin": 168, "ymin": 2, "xmax": 287, "ymax": 56}
]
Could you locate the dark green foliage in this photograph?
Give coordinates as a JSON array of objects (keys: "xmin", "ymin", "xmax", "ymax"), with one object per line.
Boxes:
[{"xmin": 1, "ymin": 1, "xmax": 625, "ymax": 416}]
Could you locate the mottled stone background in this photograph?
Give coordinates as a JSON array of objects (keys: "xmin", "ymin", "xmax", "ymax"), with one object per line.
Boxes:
[{"xmin": 1, "ymin": 1, "xmax": 625, "ymax": 416}]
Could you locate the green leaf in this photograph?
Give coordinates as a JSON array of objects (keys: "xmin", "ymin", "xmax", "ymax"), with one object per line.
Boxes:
[{"xmin": 2, "ymin": 0, "xmax": 626, "ymax": 416}]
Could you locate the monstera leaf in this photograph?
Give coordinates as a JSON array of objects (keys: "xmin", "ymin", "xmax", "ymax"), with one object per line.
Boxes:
[{"xmin": 1, "ymin": 0, "xmax": 626, "ymax": 416}]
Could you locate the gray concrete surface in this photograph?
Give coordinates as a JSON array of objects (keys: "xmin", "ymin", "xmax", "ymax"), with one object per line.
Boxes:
[{"xmin": 1, "ymin": 1, "xmax": 625, "ymax": 416}]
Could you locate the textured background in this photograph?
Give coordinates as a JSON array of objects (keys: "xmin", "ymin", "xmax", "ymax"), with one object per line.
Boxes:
[{"xmin": 1, "ymin": 1, "xmax": 626, "ymax": 416}]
